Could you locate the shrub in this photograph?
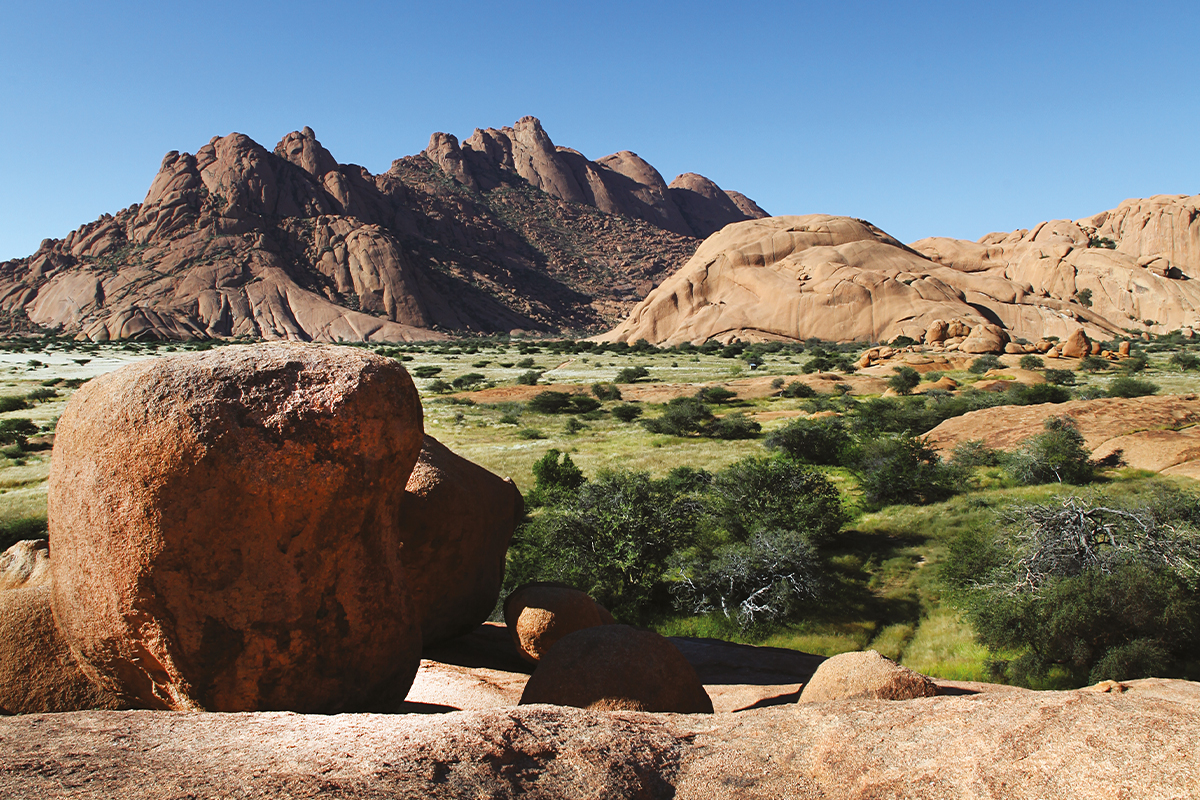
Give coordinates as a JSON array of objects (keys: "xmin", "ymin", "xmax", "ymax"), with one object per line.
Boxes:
[
  {"xmin": 708, "ymin": 412, "xmax": 761, "ymax": 440},
  {"xmin": 1119, "ymin": 352, "xmax": 1148, "ymax": 373},
  {"xmin": 1043, "ymin": 369, "xmax": 1076, "ymax": 386},
  {"xmin": 25, "ymin": 388, "xmax": 57, "ymax": 402},
  {"xmin": 591, "ymin": 382, "xmax": 622, "ymax": 401},
  {"xmin": 968, "ymin": 355, "xmax": 1004, "ymax": 374},
  {"xmin": 426, "ymin": 379, "xmax": 452, "ymax": 393},
  {"xmin": 611, "ymin": 404, "xmax": 643, "ymax": 423},
  {"xmin": 411, "ymin": 366, "xmax": 442, "ymax": 379},
  {"xmin": 950, "ymin": 439, "xmax": 1004, "ymax": 468},
  {"xmin": 1106, "ymin": 376, "xmax": 1159, "ymax": 398},
  {"xmin": 696, "ymin": 386, "xmax": 737, "ymax": 404},
  {"xmin": 526, "ymin": 449, "xmax": 585, "ymax": 507},
  {"xmin": 516, "ymin": 358, "xmax": 537, "ymax": 369},
  {"xmin": 516, "ymin": 370, "xmax": 542, "ymax": 386},
  {"xmin": 528, "ymin": 391, "xmax": 599, "ymax": 415},
  {"xmin": 516, "ymin": 428, "xmax": 545, "ymax": 439},
  {"xmin": 1007, "ymin": 383, "xmax": 1071, "ymax": 405},
  {"xmin": 0, "ymin": 518, "xmax": 47, "ymax": 553},
  {"xmin": 780, "ymin": 381, "xmax": 816, "ymax": 398},
  {"xmin": 1019, "ymin": 355, "xmax": 1045, "ymax": 370},
  {"xmin": 451, "ymin": 373, "xmax": 487, "ymax": 390},
  {"xmin": 1169, "ymin": 351, "xmax": 1200, "ymax": 371},
  {"xmin": 1074, "ymin": 288, "xmax": 1094, "ymax": 307},
  {"xmin": 708, "ymin": 456, "xmax": 846, "ymax": 543},
  {"xmin": 1007, "ymin": 416, "xmax": 1098, "ymax": 485},
  {"xmin": 887, "ymin": 366, "xmax": 920, "ymax": 395},
  {"xmin": 765, "ymin": 417, "xmax": 853, "ymax": 466},
  {"xmin": 642, "ymin": 397, "xmax": 714, "ymax": 436},
  {"xmin": 0, "ymin": 397, "xmax": 29, "ymax": 413},
  {"xmin": 1078, "ymin": 356, "xmax": 1109, "ymax": 373},
  {"xmin": 564, "ymin": 417, "xmax": 585, "ymax": 435},
  {"xmin": 615, "ymin": 365, "xmax": 650, "ymax": 383},
  {"xmin": 945, "ymin": 493, "xmax": 1200, "ymax": 686},
  {"xmin": 0, "ymin": 418, "xmax": 39, "ymax": 449},
  {"xmin": 855, "ymin": 434, "xmax": 961, "ymax": 507}
]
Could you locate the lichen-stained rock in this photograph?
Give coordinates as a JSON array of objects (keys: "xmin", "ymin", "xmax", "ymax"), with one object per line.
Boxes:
[
  {"xmin": 401, "ymin": 435, "xmax": 523, "ymax": 645},
  {"xmin": 48, "ymin": 343, "xmax": 425, "ymax": 712},
  {"xmin": 520, "ymin": 625, "xmax": 713, "ymax": 713},
  {"xmin": 504, "ymin": 583, "xmax": 613, "ymax": 663},
  {"xmin": 798, "ymin": 649, "xmax": 937, "ymax": 703}
]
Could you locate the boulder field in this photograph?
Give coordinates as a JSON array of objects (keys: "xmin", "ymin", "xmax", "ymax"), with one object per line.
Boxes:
[{"xmin": 601, "ymin": 197, "xmax": 1200, "ymax": 346}]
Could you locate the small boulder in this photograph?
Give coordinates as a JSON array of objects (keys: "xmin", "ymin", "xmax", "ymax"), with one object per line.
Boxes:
[
  {"xmin": 798, "ymin": 650, "xmax": 937, "ymax": 703},
  {"xmin": 49, "ymin": 343, "xmax": 425, "ymax": 713},
  {"xmin": 1061, "ymin": 328, "xmax": 1091, "ymax": 358},
  {"xmin": 402, "ymin": 435, "xmax": 524, "ymax": 645},
  {"xmin": 505, "ymin": 583, "xmax": 613, "ymax": 663},
  {"xmin": 1119, "ymin": 341, "xmax": 1132, "ymax": 356},
  {"xmin": 923, "ymin": 319, "xmax": 948, "ymax": 344},
  {"xmin": 0, "ymin": 539, "xmax": 50, "ymax": 590},
  {"xmin": 520, "ymin": 625, "xmax": 713, "ymax": 713},
  {"xmin": 959, "ymin": 323, "xmax": 1009, "ymax": 354},
  {"xmin": 946, "ymin": 320, "xmax": 971, "ymax": 339}
]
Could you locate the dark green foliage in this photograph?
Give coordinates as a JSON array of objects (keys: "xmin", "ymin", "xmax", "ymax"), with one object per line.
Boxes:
[
  {"xmin": 0, "ymin": 418, "xmax": 39, "ymax": 449},
  {"xmin": 517, "ymin": 428, "xmax": 545, "ymax": 439},
  {"xmin": 1019, "ymin": 355, "xmax": 1045, "ymax": 370},
  {"xmin": 451, "ymin": 373, "xmax": 487, "ymax": 390},
  {"xmin": 1007, "ymin": 416, "xmax": 1099, "ymax": 485},
  {"xmin": 0, "ymin": 397, "xmax": 29, "ymax": 413},
  {"xmin": 1106, "ymin": 376, "xmax": 1159, "ymax": 398},
  {"xmin": 950, "ymin": 439, "xmax": 1004, "ymax": 468},
  {"xmin": 516, "ymin": 357, "xmax": 537, "ymax": 369},
  {"xmin": 1043, "ymin": 369, "xmax": 1076, "ymax": 386},
  {"xmin": 802, "ymin": 349, "xmax": 856, "ymax": 374},
  {"xmin": 1074, "ymin": 288, "xmax": 1094, "ymax": 307},
  {"xmin": 945, "ymin": 493, "xmax": 1200, "ymax": 686},
  {"xmin": 890, "ymin": 336, "xmax": 917, "ymax": 348},
  {"xmin": 527, "ymin": 449, "xmax": 585, "ymax": 507},
  {"xmin": 765, "ymin": 416, "xmax": 853, "ymax": 466},
  {"xmin": 515, "ymin": 370, "xmax": 542, "ymax": 385},
  {"xmin": 642, "ymin": 397, "xmax": 714, "ymax": 436},
  {"xmin": 887, "ymin": 366, "xmax": 920, "ymax": 395},
  {"xmin": 1078, "ymin": 356, "xmax": 1109, "ymax": 373},
  {"xmin": 25, "ymin": 388, "xmax": 57, "ymax": 402},
  {"xmin": 708, "ymin": 456, "xmax": 845, "ymax": 543},
  {"xmin": 1007, "ymin": 383, "xmax": 1071, "ymax": 404},
  {"xmin": 411, "ymin": 366, "xmax": 442, "ymax": 378},
  {"xmin": 856, "ymin": 435, "xmax": 962, "ymax": 507},
  {"xmin": 1169, "ymin": 351, "xmax": 1200, "ymax": 371},
  {"xmin": 615, "ymin": 365, "xmax": 650, "ymax": 383},
  {"xmin": 1088, "ymin": 236, "xmax": 1117, "ymax": 249},
  {"xmin": 611, "ymin": 404, "xmax": 643, "ymax": 422},
  {"xmin": 564, "ymin": 417, "xmax": 585, "ymax": 435},
  {"xmin": 591, "ymin": 382, "xmax": 622, "ymax": 401},
  {"xmin": 1119, "ymin": 352, "xmax": 1148, "ymax": 373},
  {"xmin": 708, "ymin": 412, "xmax": 761, "ymax": 439},
  {"xmin": 780, "ymin": 381, "xmax": 816, "ymax": 398},
  {"xmin": 528, "ymin": 391, "xmax": 600, "ymax": 415},
  {"xmin": 968, "ymin": 354, "xmax": 1004, "ymax": 374},
  {"xmin": 0, "ymin": 518, "xmax": 48, "ymax": 553},
  {"xmin": 695, "ymin": 386, "xmax": 737, "ymax": 404}
]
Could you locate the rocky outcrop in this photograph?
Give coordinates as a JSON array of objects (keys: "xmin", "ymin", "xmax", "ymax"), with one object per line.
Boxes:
[
  {"xmin": 48, "ymin": 344, "xmax": 426, "ymax": 712},
  {"xmin": 0, "ymin": 118, "xmax": 765, "ymax": 341},
  {"xmin": 520, "ymin": 625, "xmax": 713, "ymax": 713},
  {"xmin": 798, "ymin": 650, "xmax": 937, "ymax": 703},
  {"xmin": 603, "ymin": 199, "xmax": 1200, "ymax": 346},
  {"xmin": 0, "ymin": 538, "xmax": 50, "ymax": 590},
  {"xmin": 504, "ymin": 583, "xmax": 614, "ymax": 663},
  {"xmin": 3, "ymin": 681, "xmax": 1200, "ymax": 797},
  {"xmin": 402, "ymin": 436, "xmax": 523, "ymax": 645}
]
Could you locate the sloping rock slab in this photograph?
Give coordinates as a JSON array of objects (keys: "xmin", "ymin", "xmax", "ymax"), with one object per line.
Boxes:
[{"xmin": 2, "ymin": 682, "xmax": 1199, "ymax": 798}]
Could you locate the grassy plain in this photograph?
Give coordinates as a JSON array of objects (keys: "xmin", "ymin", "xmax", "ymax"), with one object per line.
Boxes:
[{"xmin": 3, "ymin": 335, "xmax": 1200, "ymax": 683}]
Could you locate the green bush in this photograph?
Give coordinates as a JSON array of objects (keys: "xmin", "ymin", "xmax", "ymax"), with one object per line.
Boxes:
[
  {"xmin": 887, "ymin": 366, "xmax": 921, "ymax": 395},
  {"xmin": 1078, "ymin": 356, "xmax": 1109, "ymax": 373},
  {"xmin": 0, "ymin": 397, "xmax": 29, "ymax": 413},
  {"xmin": 1043, "ymin": 369, "xmax": 1076, "ymax": 386},
  {"xmin": 412, "ymin": 366, "xmax": 442, "ymax": 379},
  {"xmin": 1007, "ymin": 383, "xmax": 1071, "ymax": 404},
  {"xmin": 516, "ymin": 428, "xmax": 545, "ymax": 439},
  {"xmin": 591, "ymin": 382, "xmax": 622, "ymax": 401},
  {"xmin": 611, "ymin": 404, "xmax": 643, "ymax": 423},
  {"xmin": 528, "ymin": 391, "xmax": 600, "ymax": 415},
  {"xmin": 1169, "ymin": 351, "xmax": 1200, "ymax": 371},
  {"xmin": 945, "ymin": 493, "xmax": 1200, "ymax": 686},
  {"xmin": 949, "ymin": 439, "xmax": 1004, "ymax": 468},
  {"xmin": 1007, "ymin": 416, "xmax": 1098, "ymax": 485},
  {"xmin": 696, "ymin": 386, "xmax": 737, "ymax": 404},
  {"xmin": 642, "ymin": 397, "xmax": 714, "ymax": 436},
  {"xmin": 780, "ymin": 381, "xmax": 816, "ymax": 398},
  {"xmin": 708, "ymin": 456, "xmax": 846, "ymax": 543},
  {"xmin": 615, "ymin": 365, "xmax": 650, "ymax": 383},
  {"xmin": 855, "ymin": 434, "xmax": 961, "ymax": 507},
  {"xmin": 1019, "ymin": 355, "xmax": 1045, "ymax": 370},
  {"xmin": 0, "ymin": 518, "xmax": 48, "ymax": 553},
  {"xmin": 451, "ymin": 373, "xmax": 487, "ymax": 390},
  {"xmin": 516, "ymin": 370, "xmax": 542, "ymax": 386},
  {"xmin": 25, "ymin": 387, "xmax": 57, "ymax": 402},
  {"xmin": 516, "ymin": 358, "xmax": 537, "ymax": 369},
  {"xmin": 1106, "ymin": 376, "xmax": 1159, "ymax": 398},
  {"xmin": 526, "ymin": 449, "xmax": 585, "ymax": 507},
  {"xmin": 968, "ymin": 355, "xmax": 1004, "ymax": 374},
  {"xmin": 708, "ymin": 412, "xmax": 761, "ymax": 439},
  {"xmin": 765, "ymin": 416, "xmax": 853, "ymax": 466},
  {"xmin": 0, "ymin": 418, "xmax": 39, "ymax": 450}
]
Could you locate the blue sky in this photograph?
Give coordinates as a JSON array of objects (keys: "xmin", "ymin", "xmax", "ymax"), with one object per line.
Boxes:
[{"xmin": 2, "ymin": 0, "xmax": 1198, "ymax": 261}]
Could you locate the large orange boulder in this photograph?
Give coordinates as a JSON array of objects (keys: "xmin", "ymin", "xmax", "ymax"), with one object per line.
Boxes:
[
  {"xmin": 49, "ymin": 343, "xmax": 425, "ymax": 712},
  {"xmin": 402, "ymin": 435, "xmax": 524, "ymax": 645},
  {"xmin": 1060, "ymin": 327, "xmax": 1092, "ymax": 358},
  {"xmin": 0, "ymin": 541, "xmax": 124, "ymax": 714},
  {"xmin": 520, "ymin": 625, "xmax": 713, "ymax": 713},
  {"xmin": 504, "ymin": 583, "xmax": 613, "ymax": 663},
  {"xmin": 798, "ymin": 650, "xmax": 937, "ymax": 703}
]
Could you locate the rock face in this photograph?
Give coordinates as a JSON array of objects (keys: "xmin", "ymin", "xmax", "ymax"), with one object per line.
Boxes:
[
  {"xmin": 48, "ymin": 343, "xmax": 426, "ymax": 712},
  {"xmin": 504, "ymin": 583, "xmax": 613, "ymax": 663},
  {"xmin": 798, "ymin": 650, "xmax": 937, "ymax": 703},
  {"xmin": 603, "ymin": 198, "xmax": 1200, "ymax": 345},
  {"xmin": 401, "ymin": 435, "xmax": 524, "ymax": 645},
  {"xmin": 3, "ymin": 681, "xmax": 1200, "ymax": 798},
  {"xmin": 0, "ymin": 118, "xmax": 766, "ymax": 341},
  {"xmin": 520, "ymin": 625, "xmax": 713, "ymax": 713}
]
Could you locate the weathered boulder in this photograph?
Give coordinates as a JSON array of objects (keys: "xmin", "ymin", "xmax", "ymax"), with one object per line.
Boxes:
[
  {"xmin": 959, "ymin": 323, "xmax": 1010, "ymax": 354},
  {"xmin": 401, "ymin": 435, "xmax": 523, "ymax": 645},
  {"xmin": 504, "ymin": 583, "xmax": 613, "ymax": 663},
  {"xmin": 520, "ymin": 625, "xmax": 713, "ymax": 713},
  {"xmin": 0, "ymin": 539, "xmax": 50, "ymax": 590},
  {"xmin": 923, "ymin": 319, "xmax": 948, "ymax": 344},
  {"xmin": 798, "ymin": 650, "xmax": 937, "ymax": 703},
  {"xmin": 0, "ymin": 580, "xmax": 124, "ymax": 715},
  {"xmin": 49, "ymin": 343, "xmax": 425, "ymax": 712}
]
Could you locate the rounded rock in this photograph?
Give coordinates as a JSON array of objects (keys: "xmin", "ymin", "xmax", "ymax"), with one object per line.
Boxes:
[
  {"xmin": 49, "ymin": 343, "xmax": 425, "ymax": 712},
  {"xmin": 798, "ymin": 649, "xmax": 937, "ymax": 703},
  {"xmin": 519, "ymin": 624, "xmax": 713, "ymax": 713},
  {"xmin": 504, "ymin": 583, "xmax": 612, "ymax": 663}
]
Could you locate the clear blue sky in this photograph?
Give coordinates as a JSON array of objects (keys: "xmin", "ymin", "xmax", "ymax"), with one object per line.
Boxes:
[{"xmin": 2, "ymin": 0, "xmax": 1198, "ymax": 261}]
